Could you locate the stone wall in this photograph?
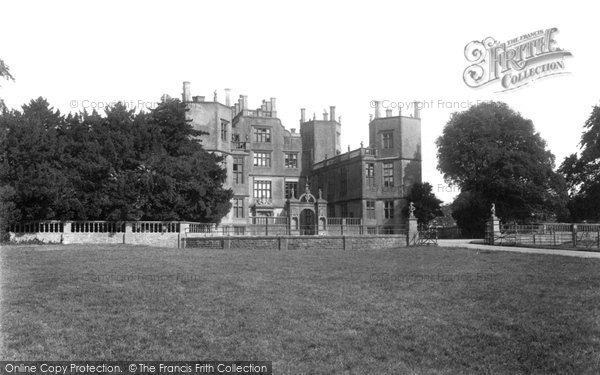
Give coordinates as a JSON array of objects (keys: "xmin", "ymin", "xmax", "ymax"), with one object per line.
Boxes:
[
  {"xmin": 184, "ymin": 235, "xmax": 407, "ymax": 250},
  {"xmin": 8, "ymin": 221, "xmax": 415, "ymax": 250},
  {"xmin": 9, "ymin": 231, "xmax": 182, "ymax": 247}
]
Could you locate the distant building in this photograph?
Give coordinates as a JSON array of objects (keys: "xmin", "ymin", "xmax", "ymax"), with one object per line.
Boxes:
[{"xmin": 182, "ymin": 82, "xmax": 421, "ymax": 227}]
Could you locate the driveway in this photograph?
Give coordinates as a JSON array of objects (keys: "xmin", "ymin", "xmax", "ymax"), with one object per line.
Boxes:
[{"xmin": 437, "ymin": 239, "xmax": 600, "ymax": 259}]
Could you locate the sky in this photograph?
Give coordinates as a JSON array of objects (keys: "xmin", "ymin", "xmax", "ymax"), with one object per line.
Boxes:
[{"xmin": 1, "ymin": 0, "xmax": 597, "ymax": 203}]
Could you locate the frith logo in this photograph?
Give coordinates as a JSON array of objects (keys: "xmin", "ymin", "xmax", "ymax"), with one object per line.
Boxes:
[{"xmin": 463, "ymin": 28, "xmax": 572, "ymax": 92}]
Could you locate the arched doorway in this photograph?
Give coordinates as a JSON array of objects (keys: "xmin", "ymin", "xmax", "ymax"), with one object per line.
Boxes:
[{"xmin": 299, "ymin": 209, "xmax": 316, "ymax": 235}]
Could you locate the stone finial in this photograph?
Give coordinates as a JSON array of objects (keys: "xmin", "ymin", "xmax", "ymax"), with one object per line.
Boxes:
[
  {"xmin": 491, "ymin": 203, "xmax": 496, "ymax": 218},
  {"xmin": 290, "ymin": 187, "xmax": 295, "ymax": 200},
  {"xmin": 318, "ymin": 189, "xmax": 323, "ymax": 200},
  {"xmin": 360, "ymin": 141, "xmax": 364, "ymax": 148},
  {"xmin": 305, "ymin": 183, "xmax": 310, "ymax": 195},
  {"xmin": 213, "ymin": 90, "xmax": 218, "ymax": 102},
  {"xmin": 409, "ymin": 202, "xmax": 416, "ymax": 219}
]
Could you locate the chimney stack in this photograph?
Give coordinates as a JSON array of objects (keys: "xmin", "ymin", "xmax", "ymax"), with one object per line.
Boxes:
[
  {"xmin": 386, "ymin": 109, "xmax": 392, "ymax": 117},
  {"xmin": 270, "ymin": 97, "xmax": 277, "ymax": 112},
  {"xmin": 182, "ymin": 81, "xmax": 191, "ymax": 102},
  {"xmin": 323, "ymin": 110, "xmax": 329, "ymax": 121},
  {"xmin": 330, "ymin": 106, "xmax": 336, "ymax": 122},
  {"xmin": 225, "ymin": 88, "xmax": 231, "ymax": 106},
  {"xmin": 374, "ymin": 101, "xmax": 381, "ymax": 119},
  {"xmin": 300, "ymin": 108, "xmax": 306, "ymax": 123},
  {"xmin": 413, "ymin": 101, "xmax": 420, "ymax": 118},
  {"xmin": 241, "ymin": 95, "xmax": 248, "ymax": 110}
]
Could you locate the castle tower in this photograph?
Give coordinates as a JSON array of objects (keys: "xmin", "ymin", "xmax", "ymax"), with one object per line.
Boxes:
[{"xmin": 299, "ymin": 106, "xmax": 341, "ymax": 177}]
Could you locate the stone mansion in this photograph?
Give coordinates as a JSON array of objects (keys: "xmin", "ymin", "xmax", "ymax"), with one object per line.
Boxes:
[{"xmin": 182, "ymin": 81, "xmax": 421, "ymax": 228}]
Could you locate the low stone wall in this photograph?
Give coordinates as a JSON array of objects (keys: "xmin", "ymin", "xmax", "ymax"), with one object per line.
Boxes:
[
  {"xmin": 184, "ymin": 235, "xmax": 408, "ymax": 250},
  {"xmin": 9, "ymin": 231, "xmax": 181, "ymax": 248},
  {"xmin": 9, "ymin": 232, "xmax": 64, "ymax": 244},
  {"xmin": 8, "ymin": 220, "xmax": 418, "ymax": 249}
]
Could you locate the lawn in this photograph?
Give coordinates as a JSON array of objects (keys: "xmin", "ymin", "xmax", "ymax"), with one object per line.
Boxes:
[{"xmin": 1, "ymin": 244, "xmax": 600, "ymax": 374}]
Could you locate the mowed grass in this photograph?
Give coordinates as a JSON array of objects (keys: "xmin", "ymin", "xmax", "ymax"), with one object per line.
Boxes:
[{"xmin": 1, "ymin": 245, "xmax": 600, "ymax": 374}]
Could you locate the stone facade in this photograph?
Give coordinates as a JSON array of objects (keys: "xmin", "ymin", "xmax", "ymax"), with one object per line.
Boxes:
[{"xmin": 183, "ymin": 83, "xmax": 421, "ymax": 227}]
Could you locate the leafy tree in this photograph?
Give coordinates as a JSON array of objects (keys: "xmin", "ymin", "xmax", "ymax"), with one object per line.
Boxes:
[
  {"xmin": 449, "ymin": 190, "xmax": 489, "ymax": 237},
  {"xmin": 0, "ymin": 58, "xmax": 14, "ymax": 81},
  {"xmin": 0, "ymin": 98, "xmax": 73, "ymax": 222},
  {"xmin": 437, "ymin": 101, "xmax": 568, "ymax": 232},
  {"xmin": 0, "ymin": 96, "xmax": 233, "ymax": 231},
  {"xmin": 0, "ymin": 58, "xmax": 14, "ymax": 112},
  {"xmin": 558, "ymin": 105, "xmax": 600, "ymax": 221},
  {"xmin": 401, "ymin": 182, "xmax": 443, "ymax": 225},
  {"xmin": 134, "ymin": 98, "xmax": 232, "ymax": 222}
]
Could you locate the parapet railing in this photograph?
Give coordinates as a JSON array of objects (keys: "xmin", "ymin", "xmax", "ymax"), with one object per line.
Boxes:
[
  {"xmin": 8, "ymin": 221, "xmax": 196, "ymax": 234},
  {"xmin": 312, "ymin": 147, "xmax": 378, "ymax": 170}
]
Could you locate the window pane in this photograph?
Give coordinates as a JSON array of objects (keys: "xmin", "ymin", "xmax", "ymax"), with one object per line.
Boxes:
[
  {"xmin": 253, "ymin": 127, "xmax": 271, "ymax": 143},
  {"xmin": 253, "ymin": 180, "xmax": 272, "ymax": 198},
  {"xmin": 233, "ymin": 156, "xmax": 244, "ymax": 184},
  {"xmin": 285, "ymin": 153, "xmax": 298, "ymax": 168},
  {"xmin": 383, "ymin": 162, "xmax": 394, "ymax": 187},
  {"xmin": 253, "ymin": 152, "xmax": 271, "ymax": 167}
]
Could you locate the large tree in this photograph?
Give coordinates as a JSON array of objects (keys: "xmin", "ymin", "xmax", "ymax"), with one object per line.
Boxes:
[
  {"xmin": 0, "ymin": 97, "xmax": 232, "ymax": 230},
  {"xmin": 401, "ymin": 182, "xmax": 443, "ymax": 225},
  {"xmin": 437, "ymin": 102, "xmax": 568, "ymax": 234},
  {"xmin": 558, "ymin": 105, "xmax": 600, "ymax": 221}
]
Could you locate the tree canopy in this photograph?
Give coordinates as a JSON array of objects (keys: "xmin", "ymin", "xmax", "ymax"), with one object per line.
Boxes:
[
  {"xmin": 401, "ymin": 182, "xmax": 443, "ymax": 225},
  {"xmin": 0, "ymin": 97, "xmax": 232, "ymax": 230},
  {"xmin": 558, "ymin": 105, "xmax": 600, "ymax": 221},
  {"xmin": 436, "ymin": 101, "xmax": 568, "ymax": 234}
]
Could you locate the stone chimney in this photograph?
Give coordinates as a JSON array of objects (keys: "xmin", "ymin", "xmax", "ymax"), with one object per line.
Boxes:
[
  {"xmin": 374, "ymin": 101, "xmax": 381, "ymax": 119},
  {"xmin": 413, "ymin": 101, "xmax": 420, "ymax": 118},
  {"xmin": 300, "ymin": 108, "xmax": 306, "ymax": 123},
  {"xmin": 323, "ymin": 110, "xmax": 329, "ymax": 121},
  {"xmin": 330, "ymin": 106, "xmax": 336, "ymax": 122},
  {"xmin": 241, "ymin": 95, "xmax": 248, "ymax": 110},
  {"xmin": 182, "ymin": 81, "xmax": 191, "ymax": 102},
  {"xmin": 270, "ymin": 97, "xmax": 277, "ymax": 112},
  {"xmin": 225, "ymin": 88, "xmax": 231, "ymax": 106},
  {"xmin": 386, "ymin": 109, "xmax": 392, "ymax": 117}
]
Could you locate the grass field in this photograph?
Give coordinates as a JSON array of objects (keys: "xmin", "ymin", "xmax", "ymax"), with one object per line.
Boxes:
[{"xmin": 1, "ymin": 244, "xmax": 600, "ymax": 374}]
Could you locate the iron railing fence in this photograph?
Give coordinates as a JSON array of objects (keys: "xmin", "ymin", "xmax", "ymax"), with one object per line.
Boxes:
[
  {"xmin": 187, "ymin": 224, "xmax": 408, "ymax": 237},
  {"xmin": 492, "ymin": 223, "xmax": 600, "ymax": 248}
]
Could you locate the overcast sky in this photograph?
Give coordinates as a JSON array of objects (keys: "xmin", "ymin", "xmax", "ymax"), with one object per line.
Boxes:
[{"xmin": 1, "ymin": 0, "xmax": 597, "ymax": 203}]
